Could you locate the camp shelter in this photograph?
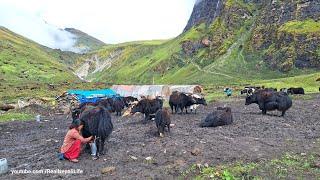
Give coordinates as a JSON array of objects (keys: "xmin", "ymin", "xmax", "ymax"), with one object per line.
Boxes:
[{"xmin": 111, "ymin": 85, "xmax": 203, "ymax": 99}]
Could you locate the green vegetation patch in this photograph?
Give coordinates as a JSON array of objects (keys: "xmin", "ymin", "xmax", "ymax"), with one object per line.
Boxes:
[
  {"xmin": 182, "ymin": 152, "xmax": 320, "ymax": 179},
  {"xmin": 279, "ymin": 19, "xmax": 320, "ymax": 35},
  {"xmin": 0, "ymin": 112, "xmax": 33, "ymax": 122}
]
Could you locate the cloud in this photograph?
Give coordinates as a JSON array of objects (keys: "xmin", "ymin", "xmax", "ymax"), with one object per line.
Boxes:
[
  {"xmin": 0, "ymin": 2, "xmax": 80, "ymax": 52},
  {"xmin": 0, "ymin": 0, "xmax": 196, "ymax": 49}
]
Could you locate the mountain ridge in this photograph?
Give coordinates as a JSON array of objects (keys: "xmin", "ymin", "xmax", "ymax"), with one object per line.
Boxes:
[{"xmin": 64, "ymin": 28, "xmax": 106, "ymax": 52}]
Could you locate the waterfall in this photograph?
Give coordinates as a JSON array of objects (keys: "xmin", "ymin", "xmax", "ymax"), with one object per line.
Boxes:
[{"xmin": 213, "ymin": 0, "xmax": 221, "ymax": 19}]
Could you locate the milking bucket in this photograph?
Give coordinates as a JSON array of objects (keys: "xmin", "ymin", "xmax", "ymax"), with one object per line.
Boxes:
[
  {"xmin": 0, "ymin": 158, "xmax": 8, "ymax": 174},
  {"xmin": 36, "ymin": 115, "xmax": 41, "ymax": 122}
]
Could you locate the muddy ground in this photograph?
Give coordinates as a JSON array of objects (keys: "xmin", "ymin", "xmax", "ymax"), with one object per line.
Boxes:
[{"xmin": 1, "ymin": 95, "xmax": 320, "ymax": 179}]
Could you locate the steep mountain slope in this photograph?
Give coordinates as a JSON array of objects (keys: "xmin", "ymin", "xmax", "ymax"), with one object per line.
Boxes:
[
  {"xmin": 184, "ymin": 0, "xmax": 223, "ymax": 32},
  {"xmin": 248, "ymin": 0, "xmax": 320, "ymax": 72},
  {"xmin": 65, "ymin": 28, "xmax": 106, "ymax": 53},
  {"xmin": 0, "ymin": 26, "xmax": 82, "ymax": 101},
  {"xmin": 0, "ymin": 26, "xmax": 79, "ymax": 83},
  {"xmin": 76, "ymin": 0, "xmax": 319, "ymax": 87}
]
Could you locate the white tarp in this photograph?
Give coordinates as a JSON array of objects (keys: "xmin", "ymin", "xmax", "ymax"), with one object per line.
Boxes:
[{"xmin": 111, "ymin": 85, "xmax": 203, "ymax": 99}]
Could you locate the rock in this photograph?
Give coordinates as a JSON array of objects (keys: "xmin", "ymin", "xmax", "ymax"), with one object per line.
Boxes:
[
  {"xmin": 0, "ymin": 104, "xmax": 15, "ymax": 111},
  {"xmin": 201, "ymin": 38, "xmax": 211, "ymax": 47},
  {"xmin": 311, "ymin": 162, "xmax": 320, "ymax": 168},
  {"xmin": 204, "ymin": 163, "xmax": 209, "ymax": 168},
  {"xmin": 145, "ymin": 156, "xmax": 153, "ymax": 161},
  {"xmin": 174, "ymin": 159, "xmax": 186, "ymax": 167},
  {"xmin": 101, "ymin": 166, "xmax": 116, "ymax": 174},
  {"xmin": 169, "ymin": 124, "xmax": 175, "ymax": 127},
  {"xmin": 130, "ymin": 156, "xmax": 138, "ymax": 160},
  {"xmin": 191, "ymin": 147, "xmax": 201, "ymax": 156}
]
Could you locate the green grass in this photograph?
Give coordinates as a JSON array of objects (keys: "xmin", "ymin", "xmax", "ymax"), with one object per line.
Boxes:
[
  {"xmin": 279, "ymin": 19, "xmax": 320, "ymax": 35},
  {"xmin": 0, "ymin": 27, "xmax": 78, "ymax": 84},
  {"xmin": 70, "ymin": 0, "xmax": 319, "ymax": 99},
  {"xmin": 0, "ymin": 27, "xmax": 91, "ymax": 103},
  {"xmin": 182, "ymin": 152, "xmax": 320, "ymax": 179},
  {"xmin": 0, "ymin": 112, "xmax": 33, "ymax": 122},
  {"xmin": 1, "ymin": 0, "xmax": 320, "ymax": 104}
]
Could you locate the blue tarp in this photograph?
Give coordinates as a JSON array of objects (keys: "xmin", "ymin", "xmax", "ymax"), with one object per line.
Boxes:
[{"xmin": 67, "ymin": 89, "xmax": 117, "ymax": 103}]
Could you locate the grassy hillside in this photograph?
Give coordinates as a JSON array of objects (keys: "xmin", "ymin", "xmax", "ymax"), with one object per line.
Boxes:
[
  {"xmin": 1, "ymin": 0, "xmax": 319, "ymax": 103},
  {"xmin": 0, "ymin": 27, "xmax": 82, "ymax": 102},
  {"xmin": 74, "ymin": 0, "xmax": 319, "ymax": 95}
]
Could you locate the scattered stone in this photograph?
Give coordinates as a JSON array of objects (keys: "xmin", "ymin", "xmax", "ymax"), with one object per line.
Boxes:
[
  {"xmin": 174, "ymin": 159, "xmax": 186, "ymax": 167},
  {"xmin": 301, "ymin": 153, "xmax": 306, "ymax": 156},
  {"xmin": 130, "ymin": 156, "xmax": 138, "ymax": 160},
  {"xmin": 201, "ymin": 38, "xmax": 211, "ymax": 47},
  {"xmin": 54, "ymin": 128, "xmax": 58, "ymax": 130},
  {"xmin": 101, "ymin": 166, "xmax": 116, "ymax": 174},
  {"xmin": 191, "ymin": 148, "xmax": 201, "ymax": 156},
  {"xmin": 145, "ymin": 156, "xmax": 153, "ymax": 161},
  {"xmin": 169, "ymin": 124, "xmax": 175, "ymax": 127},
  {"xmin": 164, "ymin": 149, "xmax": 167, "ymax": 154},
  {"xmin": 311, "ymin": 161, "xmax": 320, "ymax": 168}
]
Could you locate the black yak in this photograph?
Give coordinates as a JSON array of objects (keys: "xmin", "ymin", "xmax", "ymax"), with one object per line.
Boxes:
[
  {"xmin": 131, "ymin": 97, "xmax": 163, "ymax": 123},
  {"xmin": 123, "ymin": 96, "xmax": 138, "ymax": 107},
  {"xmin": 97, "ymin": 99, "xmax": 114, "ymax": 112},
  {"xmin": 112, "ymin": 98, "xmax": 126, "ymax": 116},
  {"xmin": 79, "ymin": 105, "xmax": 113, "ymax": 157},
  {"xmin": 169, "ymin": 92, "xmax": 207, "ymax": 114},
  {"xmin": 245, "ymin": 90, "xmax": 292, "ymax": 116},
  {"xmin": 200, "ymin": 107, "xmax": 233, "ymax": 127},
  {"xmin": 155, "ymin": 108, "xmax": 171, "ymax": 137},
  {"xmin": 287, "ymin": 87, "xmax": 305, "ymax": 95}
]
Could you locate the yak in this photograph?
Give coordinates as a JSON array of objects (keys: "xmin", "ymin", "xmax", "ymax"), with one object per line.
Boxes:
[
  {"xmin": 131, "ymin": 97, "xmax": 163, "ymax": 123},
  {"xmin": 200, "ymin": 107, "xmax": 233, "ymax": 127},
  {"xmin": 287, "ymin": 87, "xmax": 305, "ymax": 95},
  {"xmin": 169, "ymin": 92, "xmax": 207, "ymax": 114},
  {"xmin": 245, "ymin": 89, "xmax": 292, "ymax": 116},
  {"xmin": 111, "ymin": 97, "xmax": 126, "ymax": 116},
  {"xmin": 123, "ymin": 96, "xmax": 138, "ymax": 107},
  {"xmin": 155, "ymin": 108, "xmax": 171, "ymax": 137},
  {"xmin": 78, "ymin": 105, "xmax": 113, "ymax": 157}
]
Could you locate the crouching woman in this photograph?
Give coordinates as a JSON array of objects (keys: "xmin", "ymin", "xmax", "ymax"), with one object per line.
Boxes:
[{"xmin": 59, "ymin": 119, "xmax": 92, "ymax": 163}]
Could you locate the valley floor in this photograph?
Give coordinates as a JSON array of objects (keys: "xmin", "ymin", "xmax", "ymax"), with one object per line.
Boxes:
[{"xmin": 1, "ymin": 94, "xmax": 320, "ymax": 179}]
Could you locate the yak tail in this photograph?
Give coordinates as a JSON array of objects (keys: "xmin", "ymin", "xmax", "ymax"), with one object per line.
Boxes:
[{"xmin": 97, "ymin": 107, "xmax": 113, "ymax": 139}]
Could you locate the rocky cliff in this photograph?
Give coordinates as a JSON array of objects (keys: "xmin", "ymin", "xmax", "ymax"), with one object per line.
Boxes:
[
  {"xmin": 183, "ymin": 0, "xmax": 320, "ymax": 71},
  {"xmin": 184, "ymin": 0, "xmax": 223, "ymax": 32},
  {"xmin": 249, "ymin": 0, "xmax": 320, "ymax": 71}
]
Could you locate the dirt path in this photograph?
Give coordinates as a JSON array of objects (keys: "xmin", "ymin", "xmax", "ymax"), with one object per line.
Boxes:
[{"xmin": 1, "ymin": 95, "xmax": 320, "ymax": 179}]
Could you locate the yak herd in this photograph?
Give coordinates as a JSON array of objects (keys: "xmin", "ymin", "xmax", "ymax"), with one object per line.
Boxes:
[{"xmin": 69, "ymin": 86, "xmax": 302, "ymax": 157}]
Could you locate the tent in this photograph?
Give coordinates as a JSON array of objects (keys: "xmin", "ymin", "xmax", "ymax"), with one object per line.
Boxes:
[{"xmin": 111, "ymin": 85, "xmax": 203, "ymax": 99}]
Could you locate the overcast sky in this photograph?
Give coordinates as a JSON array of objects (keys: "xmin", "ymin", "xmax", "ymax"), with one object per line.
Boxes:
[{"xmin": 0, "ymin": 0, "xmax": 195, "ymax": 49}]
